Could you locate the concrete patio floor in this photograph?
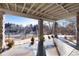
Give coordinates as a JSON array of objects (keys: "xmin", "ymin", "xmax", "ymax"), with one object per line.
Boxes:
[{"xmin": 1, "ymin": 35, "xmax": 58, "ymax": 56}]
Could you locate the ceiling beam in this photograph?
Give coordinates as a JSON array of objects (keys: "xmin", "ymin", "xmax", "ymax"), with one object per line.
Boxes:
[
  {"xmin": 57, "ymin": 4, "xmax": 78, "ymax": 19},
  {"xmin": 11, "ymin": 4, "xmax": 58, "ymax": 18},
  {"xmin": 48, "ymin": 4, "xmax": 73, "ymax": 15},
  {"xmin": 32, "ymin": 4, "xmax": 45, "ymax": 14},
  {"xmin": 27, "ymin": 3, "xmax": 35, "ymax": 14},
  {"xmin": 0, "ymin": 8, "xmax": 53, "ymax": 20},
  {"xmin": 47, "ymin": 7, "xmax": 61, "ymax": 15},
  {"xmin": 54, "ymin": 11, "xmax": 76, "ymax": 19},
  {"xmin": 55, "ymin": 13, "xmax": 68, "ymax": 17},
  {"xmin": 54, "ymin": 4, "xmax": 79, "ymax": 16},
  {"xmin": 56, "ymin": 13, "xmax": 75, "ymax": 19},
  {"xmin": 44, "ymin": 4, "xmax": 77, "ymax": 15},
  {"xmin": 21, "ymin": 3, "xmax": 26, "ymax": 13},
  {"xmin": 41, "ymin": 13, "xmax": 60, "ymax": 20},
  {"xmin": 35, "ymin": 4, "xmax": 53, "ymax": 15},
  {"xmin": 66, "ymin": 4, "xmax": 79, "ymax": 10},
  {"xmin": 56, "ymin": 3, "xmax": 69, "ymax": 13},
  {"xmin": 56, "ymin": 3, "xmax": 71, "ymax": 17},
  {"xmin": 53, "ymin": 11, "xmax": 66, "ymax": 16},
  {"xmin": 5, "ymin": 3, "xmax": 10, "ymax": 10},
  {"xmin": 58, "ymin": 3, "xmax": 64, "ymax": 6},
  {"xmin": 16, "ymin": 3, "xmax": 59, "ymax": 20},
  {"xmin": 39, "ymin": 5, "xmax": 58, "ymax": 16},
  {"xmin": 44, "ymin": 4, "xmax": 70, "ymax": 16},
  {"xmin": 66, "ymin": 5, "xmax": 79, "ymax": 12},
  {"xmin": 63, "ymin": 3, "xmax": 73, "ymax": 8},
  {"xmin": 5, "ymin": 4, "xmax": 59, "ymax": 20},
  {"xmin": 69, "ymin": 7, "xmax": 79, "ymax": 13}
]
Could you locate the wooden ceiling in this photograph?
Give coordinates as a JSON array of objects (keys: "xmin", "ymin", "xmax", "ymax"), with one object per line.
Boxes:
[{"xmin": 0, "ymin": 3, "xmax": 79, "ymax": 20}]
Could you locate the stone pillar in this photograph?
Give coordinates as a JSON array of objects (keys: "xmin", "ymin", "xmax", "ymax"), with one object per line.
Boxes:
[
  {"xmin": 0, "ymin": 12, "xmax": 4, "ymax": 53},
  {"xmin": 77, "ymin": 12, "xmax": 79, "ymax": 46},
  {"xmin": 37, "ymin": 19, "xmax": 46, "ymax": 56}
]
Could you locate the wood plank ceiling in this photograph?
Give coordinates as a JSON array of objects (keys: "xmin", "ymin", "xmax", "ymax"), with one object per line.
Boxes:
[{"xmin": 0, "ymin": 3, "xmax": 79, "ymax": 20}]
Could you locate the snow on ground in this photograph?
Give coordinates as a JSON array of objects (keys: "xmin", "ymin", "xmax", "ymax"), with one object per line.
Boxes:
[{"xmin": 1, "ymin": 35, "xmax": 67, "ymax": 56}]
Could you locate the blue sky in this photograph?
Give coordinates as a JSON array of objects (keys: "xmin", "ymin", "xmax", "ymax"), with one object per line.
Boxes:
[
  {"xmin": 3, "ymin": 14, "xmax": 71, "ymax": 27},
  {"xmin": 4, "ymin": 14, "xmax": 38, "ymax": 26}
]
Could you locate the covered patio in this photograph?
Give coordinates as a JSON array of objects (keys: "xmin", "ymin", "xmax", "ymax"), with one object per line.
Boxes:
[{"xmin": 0, "ymin": 3, "xmax": 79, "ymax": 56}]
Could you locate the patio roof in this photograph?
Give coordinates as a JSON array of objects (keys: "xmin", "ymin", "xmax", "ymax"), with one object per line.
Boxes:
[{"xmin": 0, "ymin": 3, "xmax": 79, "ymax": 20}]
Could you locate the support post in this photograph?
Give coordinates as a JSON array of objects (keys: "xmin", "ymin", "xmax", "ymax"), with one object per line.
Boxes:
[
  {"xmin": 77, "ymin": 12, "xmax": 79, "ymax": 47},
  {"xmin": 0, "ymin": 12, "xmax": 4, "ymax": 53},
  {"xmin": 37, "ymin": 19, "xmax": 46, "ymax": 56},
  {"xmin": 54, "ymin": 21, "xmax": 58, "ymax": 38}
]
